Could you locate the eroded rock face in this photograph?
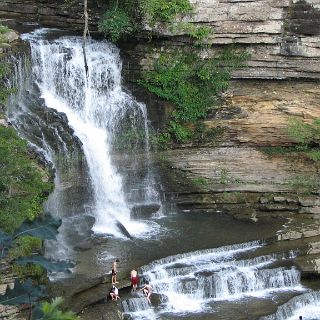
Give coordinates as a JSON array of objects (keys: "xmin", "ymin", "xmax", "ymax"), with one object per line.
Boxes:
[
  {"xmin": 157, "ymin": 79, "xmax": 320, "ymax": 230},
  {"xmin": 1, "ymin": 0, "xmax": 320, "ymax": 79},
  {"xmin": 191, "ymin": 0, "xmax": 320, "ymax": 79},
  {"xmin": 205, "ymin": 80, "xmax": 320, "ymax": 147},
  {"xmin": 0, "ymin": 0, "xmax": 105, "ymax": 31},
  {"xmin": 120, "ymin": 0, "xmax": 320, "ymax": 80}
]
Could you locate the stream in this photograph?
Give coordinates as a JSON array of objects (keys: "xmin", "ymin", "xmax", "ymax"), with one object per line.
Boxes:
[{"xmin": 6, "ymin": 28, "xmax": 320, "ymax": 320}]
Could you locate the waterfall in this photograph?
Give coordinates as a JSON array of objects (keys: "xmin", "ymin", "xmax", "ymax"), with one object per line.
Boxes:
[
  {"xmin": 121, "ymin": 241, "xmax": 305, "ymax": 319},
  {"xmin": 7, "ymin": 29, "xmax": 160, "ymax": 239},
  {"xmin": 261, "ymin": 290, "xmax": 320, "ymax": 320}
]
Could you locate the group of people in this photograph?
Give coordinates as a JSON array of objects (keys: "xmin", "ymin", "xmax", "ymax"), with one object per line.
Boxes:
[{"xmin": 108, "ymin": 259, "xmax": 152, "ymax": 304}]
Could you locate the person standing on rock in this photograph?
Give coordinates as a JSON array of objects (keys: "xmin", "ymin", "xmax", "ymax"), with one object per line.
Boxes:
[
  {"xmin": 111, "ymin": 259, "xmax": 119, "ymax": 284},
  {"xmin": 130, "ymin": 269, "xmax": 139, "ymax": 292}
]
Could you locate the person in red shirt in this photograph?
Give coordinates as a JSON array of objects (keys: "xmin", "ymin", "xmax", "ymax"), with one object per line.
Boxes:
[{"xmin": 130, "ymin": 269, "xmax": 139, "ymax": 292}]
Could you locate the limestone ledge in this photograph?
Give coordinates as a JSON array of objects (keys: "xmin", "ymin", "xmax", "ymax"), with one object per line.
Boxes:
[
  {"xmin": 205, "ymin": 80, "xmax": 320, "ymax": 147},
  {"xmin": 137, "ymin": 0, "xmax": 320, "ymax": 79},
  {"xmin": 159, "ymin": 80, "xmax": 320, "ymax": 227},
  {"xmin": 1, "ymin": 0, "xmax": 320, "ymax": 79}
]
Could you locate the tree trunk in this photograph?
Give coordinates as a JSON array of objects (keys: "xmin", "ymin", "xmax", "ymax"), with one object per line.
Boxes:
[{"xmin": 83, "ymin": 0, "xmax": 89, "ymax": 78}]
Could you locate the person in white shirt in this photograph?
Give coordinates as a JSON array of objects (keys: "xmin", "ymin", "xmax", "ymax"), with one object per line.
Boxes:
[
  {"xmin": 141, "ymin": 281, "xmax": 152, "ymax": 304},
  {"xmin": 109, "ymin": 285, "xmax": 120, "ymax": 301}
]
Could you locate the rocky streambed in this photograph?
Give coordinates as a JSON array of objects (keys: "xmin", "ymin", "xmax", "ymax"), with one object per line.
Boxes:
[{"xmin": 46, "ymin": 81, "xmax": 320, "ymax": 319}]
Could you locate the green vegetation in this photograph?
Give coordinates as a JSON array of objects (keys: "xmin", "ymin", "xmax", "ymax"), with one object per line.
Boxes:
[
  {"xmin": 261, "ymin": 118, "xmax": 320, "ymax": 163},
  {"xmin": 8, "ymin": 236, "xmax": 42, "ymax": 260},
  {"xmin": 1, "ymin": 60, "xmax": 52, "ymax": 234},
  {"xmin": 0, "ymin": 62, "xmax": 15, "ymax": 104},
  {"xmin": 220, "ymin": 191, "xmax": 246, "ymax": 204},
  {"xmin": 261, "ymin": 146, "xmax": 298, "ymax": 156},
  {"xmin": 9, "ymin": 236, "xmax": 46, "ymax": 283},
  {"xmin": 169, "ymin": 22, "xmax": 212, "ymax": 42},
  {"xmin": 0, "ymin": 25, "xmax": 9, "ymax": 34},
  {"xmin": 140, "ymin": 49, "xmax": 248, "ymax": 144},
  {"xmin": 113, "ymin": 128, "xmax": 146, "ymax": 151},
  {"xmin": 0, "ymin": 28, "xmax": 76, "ymax": 320},
  {"xmin": 41, "ymin": 297, "xmax": 79, "ymax": 320},
  {"xmin": 287, "ymin": 175, "xmax": 320, "ymax": 195},
  {"xmin": 0, "ymin": 24, "xmax": 11, "ymax": 44},
  {"xmin": 98, "ymin": 0, "xmax": 211, "ymax": 42},
  {"xmin": 191, "ymin": 177, "xmax": 209, "ymax": 186},
  {"xmin": 98, "ymin": 0, "xmax": 138, "ymax": 42},
  {"xmin": 0, "ymin": 126, "xmax": 53, "ymax": 233},
  {"xmin": 0, "ymin": 24, "xmax": 10, "ymax": 35},
  {"xmin": 99, "ymin": 6, "xmax": 134, "ymax": 42},
  {"xmin": 219, "ymin": 168, "xmax": 230, "ymax": 185},
  {"xmin": 0, "ymin": 215, "xmax": 76, "ymax": 319},
  {"xmin": 141, "ymin": 0, "xmax": 192, "ymax": 26},
  {"xmin": 288, "ymin": 117, "xmax": 320, "ymax": 162},
  {"xmin": 217, "ymin": 168, "xmax": 241, "ymax": 185}
]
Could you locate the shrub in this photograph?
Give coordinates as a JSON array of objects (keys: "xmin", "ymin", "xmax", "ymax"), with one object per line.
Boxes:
[
  {"xmin": 9, "ymin": 236, "xmax": 42, "ymax": 260},
  {"xmin": 0, "ymin": 24, "xmax": 10, "ymax": 35},
  {"xmin": 0, "ymin": 126, "xmax": 53, "ymax": 233},
  {"xmin": 99, "ymin": 7, "xmax": 134, "ymax": 42},
  {"xmin": 139, "ymin": 48, "xmax": 248, "ymax": 143},
  {"xmin": 41, "ymin": 297, "xmax": 79, "ymax": 320},
  {"xmin": 170, "ymin": 22, "xmax": 212, "ymax": 41},
  {"xmin": 288, "ymin": 117, "xmax": 320, "ymax": 162},
  {"xmin": 141, "ymin": 0, "xmax": 192, "ymax": 25}
]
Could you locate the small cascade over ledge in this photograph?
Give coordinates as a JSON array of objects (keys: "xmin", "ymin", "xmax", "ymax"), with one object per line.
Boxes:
[
  {"xmin": 261, "ymin": 290, "xmax": 320, "ymax": 320},
  {"xmin": 121, "ymin": 241, "xmax": 307, "ymax": 320}
]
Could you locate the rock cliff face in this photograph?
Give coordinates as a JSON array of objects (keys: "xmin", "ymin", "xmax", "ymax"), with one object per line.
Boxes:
[
  {"xmin": 205, "ymin": 80, "xmax": 320, "ymax": 147},
  {"xmin": 0, "ymin": 0, "xmax": 104, "ymax": 32},
  {"xmin": 123, "ymin": 0, "xmax": 320, "ymax": 80},
  {"xmin": 187, "ymin": 0, "xmax": 320, "ymax": 79},
  {"xmin": 1, "ymin": 0, "xmax": 320, "ymax": 79}
]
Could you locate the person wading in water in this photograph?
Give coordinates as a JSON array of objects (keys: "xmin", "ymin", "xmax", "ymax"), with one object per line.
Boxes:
[{"xmin": 141, "ymin": 281, "xmax": 152, "ymax": 304}]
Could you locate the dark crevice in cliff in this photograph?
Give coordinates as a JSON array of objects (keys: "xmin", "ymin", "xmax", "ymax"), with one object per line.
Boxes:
[{"xmin": 286, "ymin": 0, "xmax": 320, "ymax": 35}]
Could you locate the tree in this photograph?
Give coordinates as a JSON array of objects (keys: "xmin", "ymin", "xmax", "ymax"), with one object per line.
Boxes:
[{"xmin": 82, "ymin": 0, "xmax": 89, "ymax": 77}]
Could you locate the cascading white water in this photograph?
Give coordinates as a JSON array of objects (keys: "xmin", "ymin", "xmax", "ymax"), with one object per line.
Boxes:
[
  {"xmin": 261, "ymin": 290, "xmax": 320, "ymax": 320},
  {"xmin": 122, "ymin": 241, "xmax": 305, "ymax": 319},
  {"xmin": 17, "ymin": 29, "xmax": 160, "ymax": 238}
]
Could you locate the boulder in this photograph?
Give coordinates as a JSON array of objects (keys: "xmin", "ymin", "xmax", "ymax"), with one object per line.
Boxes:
[{"xmin": 131, "ymin": 204, "xmax": 161, "ymax": 218}]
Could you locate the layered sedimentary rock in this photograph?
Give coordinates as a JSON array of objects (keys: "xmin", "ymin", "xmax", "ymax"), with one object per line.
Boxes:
[
  {"xmin": 0, "ymin": 0, "xmax": 104, "ymax": 31},
  {"xmin": 157, "ymin": 80, "xmax": 320, "ymax": 238},
  {"xmin": 123, "ymin": 0, "xmax": 320, "ymax": 80},
  {"xmin": 1, "ymin": 0, "xmax": 320, "ymax": 79},
  {"xmin": 206, "ymin": 80, "xmax": 320, "ymax": 146}
]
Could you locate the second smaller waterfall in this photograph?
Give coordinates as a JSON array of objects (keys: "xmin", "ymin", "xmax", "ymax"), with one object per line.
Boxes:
[
  {"xmin": 121, "ymin": 241, "xmax": 306, "ymax": 320},
  {"xmin": 261, "ymin": 290, "xmax": 320, "ymax": 320}
]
